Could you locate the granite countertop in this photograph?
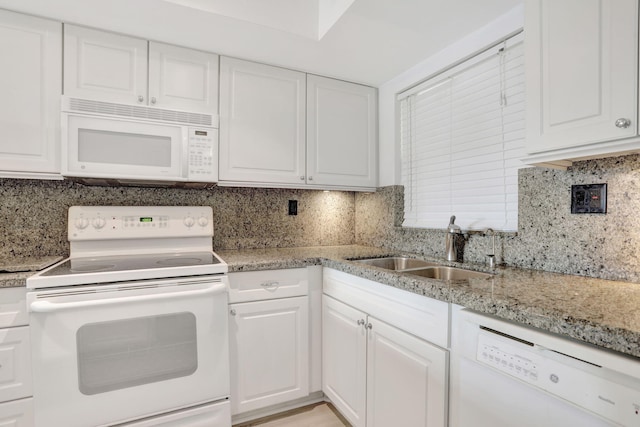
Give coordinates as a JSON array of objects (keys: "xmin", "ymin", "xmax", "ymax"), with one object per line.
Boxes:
[
  {"xmin": 4, "ymin": 246, "xmax": 638, "ymax": 359},
  {"xmin": 218, "ymin": 245, "xmax": 640, "ymax": 359},
  {"xmin": 0, "ymin": 256, "xmax": 63, "ymax": 288}
]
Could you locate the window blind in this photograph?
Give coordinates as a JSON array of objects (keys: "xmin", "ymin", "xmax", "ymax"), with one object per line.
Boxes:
[{"xmin": 399, "ymin": 32, "xmax": 525, "ymax": 231}]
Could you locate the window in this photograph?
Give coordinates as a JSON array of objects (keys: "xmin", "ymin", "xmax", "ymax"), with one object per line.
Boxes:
[{"xmin": 398, "ymin": 32, "xmax": 525, "ymax": 231}]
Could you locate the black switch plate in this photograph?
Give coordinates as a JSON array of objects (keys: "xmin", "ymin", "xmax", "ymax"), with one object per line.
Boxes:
[
  {"xmin": 571, "ymin": 184, "xmax": 607, "ymax": 214},
  {"xmin": 288, "ymin": 200, "xmax": 298, "ymax": 216}
]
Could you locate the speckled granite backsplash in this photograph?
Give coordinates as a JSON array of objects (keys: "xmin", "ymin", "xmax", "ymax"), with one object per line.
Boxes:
[
  {"xmin": 4, "ymin": 153, "xmax": 640, "ymax": 282},
  {"xmin": 0, "ymin": 179, "xmax": 355, "ymax": 258},
  {"xmin": 356, "ymin": 154, "xmax": 640, "ymax": 283}
]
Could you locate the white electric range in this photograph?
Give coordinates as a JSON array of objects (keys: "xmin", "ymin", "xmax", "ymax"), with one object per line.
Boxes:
[{"xmin": 27, "ymin": 206, "xmax": 231, "ymax": 427}]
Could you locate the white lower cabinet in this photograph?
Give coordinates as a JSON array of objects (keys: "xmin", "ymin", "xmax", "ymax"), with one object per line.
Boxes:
[
  {"xmin": 229, "ymin": 296, "xmax": 309, "ymax": 414},
  {"xmin": 322, "ymin": 295, "xmax": 367, "ymax": 425},
  {"xmin": 366, "ymin": 316, "xmax": 447, "ymax": 427},
  {"xmin": 0, "ymin": 288, "xmax": 32, "ymax": 426},
  {"xmin": 322, "ymin": 268, "xmax": 448, "ymax": 427},
  {"xmin": 0, "ymin": 398, "xmax": 34, "ymax": 426},
  {"xmin": 228, "ymin": 268, "xmax": 317, "ymax": 418}
]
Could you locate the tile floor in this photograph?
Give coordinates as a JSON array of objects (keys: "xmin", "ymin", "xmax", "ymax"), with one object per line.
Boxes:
[{"xmin": 234, "ymin": 402, "xmax": 350, "ymax": 427}]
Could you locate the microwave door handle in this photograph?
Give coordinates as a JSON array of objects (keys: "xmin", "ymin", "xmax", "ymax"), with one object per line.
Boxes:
[
  {"xmin": 30, "ymin": 282, "xmax": 226, "ymax": 313},
  {"xmin": 183, "ymin": 129, "xmax": 190, "ymax": 179}
]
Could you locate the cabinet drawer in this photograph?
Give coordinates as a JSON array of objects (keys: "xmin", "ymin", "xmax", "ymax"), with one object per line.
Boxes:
[
  {"xmin": 0, "ymin": 397, "xmax": 33, "ymax": 426},
  {"xmin": 0, "ymin": 288, "xmax": 28, "ymax": 328},
  {"xmin": 228, "ymin": 268, "xmax": 308, "ymax": 303},
  {"xmin": 0, "ymin": 326, "xmax": 32, "ymax": 402}
]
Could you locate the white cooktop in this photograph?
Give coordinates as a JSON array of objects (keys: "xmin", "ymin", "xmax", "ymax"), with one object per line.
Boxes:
[{"xmin": 27, "ymin": 206, "xmax": 227, "ymax": 289}]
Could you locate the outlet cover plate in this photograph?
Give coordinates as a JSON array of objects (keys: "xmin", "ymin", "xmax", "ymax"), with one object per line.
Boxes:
[{"xmin": 571, "ymin": 184, "xmax": 607, "ymax": 214}]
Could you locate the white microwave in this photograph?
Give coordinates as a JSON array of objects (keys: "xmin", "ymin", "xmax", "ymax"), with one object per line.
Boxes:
[{"xmin": 62, "ymin": 97, "xmax": 218, "ymax": 187}]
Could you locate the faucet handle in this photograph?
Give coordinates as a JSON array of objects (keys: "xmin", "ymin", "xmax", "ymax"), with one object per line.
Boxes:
[{"xmin": 447, "ymin": 215, "xmax": 461, "ymax": 233}]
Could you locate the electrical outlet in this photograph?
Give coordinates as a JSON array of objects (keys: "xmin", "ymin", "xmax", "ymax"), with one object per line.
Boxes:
[
  {"xmin": 571, "ymin": 184, "xmax": 607, "ymax": 214},
  {"xmin": 288, "ymin": 200, "xmax": 298, "ymax": 216}
]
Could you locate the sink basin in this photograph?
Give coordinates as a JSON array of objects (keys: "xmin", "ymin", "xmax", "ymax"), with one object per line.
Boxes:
[
  {"xmin": 352, "ymin": 257, "xmax": 440, "ymax": 271},
  {"xmin": 406, "ymin": 267, "xmax": 493, "ymax": 281}
]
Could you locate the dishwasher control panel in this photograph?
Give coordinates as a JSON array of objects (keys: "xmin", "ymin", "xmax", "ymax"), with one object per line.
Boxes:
[{"xmin": 477, "ymin": 331, "xmax": 541, "ymax": 385}]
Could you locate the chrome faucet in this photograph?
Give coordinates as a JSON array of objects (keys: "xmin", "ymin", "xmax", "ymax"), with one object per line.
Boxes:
[
  {"xmin": 445, "ymin": 215, "xmax": 462, "ymax": 262},
  {"xmin": 484, "ymin": 228, "xmax": 496, "ymax": 269}
]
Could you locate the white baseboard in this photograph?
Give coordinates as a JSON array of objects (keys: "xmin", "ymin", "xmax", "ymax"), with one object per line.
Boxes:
[{"xmin": 231, "ymin": 391, "xmax": 325, "ymax": 425}]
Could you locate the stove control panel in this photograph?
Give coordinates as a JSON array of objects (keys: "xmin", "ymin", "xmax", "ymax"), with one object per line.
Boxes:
[{"xmin": 68, "ymin": 206, "xmax": 214, "ymax": 240}]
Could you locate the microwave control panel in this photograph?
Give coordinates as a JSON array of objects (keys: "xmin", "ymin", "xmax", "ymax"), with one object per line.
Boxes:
[{"xmin": 187, "ymin": 128, "xmax": 218, "ymax": 181}]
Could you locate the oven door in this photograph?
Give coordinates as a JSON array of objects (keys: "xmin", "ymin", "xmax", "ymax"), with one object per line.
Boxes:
[{"xmin": 28, "ymin": 276, "xmax": 230, "ymax": 427}]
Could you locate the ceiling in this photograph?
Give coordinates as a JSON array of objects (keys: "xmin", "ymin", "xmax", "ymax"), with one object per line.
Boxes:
[{"xmin": 0, "ymin": 0, "xmax": 523, "ymax": 86}]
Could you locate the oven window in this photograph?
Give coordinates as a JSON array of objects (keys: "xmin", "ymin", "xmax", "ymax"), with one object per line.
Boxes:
[
  {"xmin": 78, "ymin": 128, "xmax": 172, "ymax": 167},
  {"xmin": 76, "ymin": 312, "xmax": 198, "ymax": 395}
]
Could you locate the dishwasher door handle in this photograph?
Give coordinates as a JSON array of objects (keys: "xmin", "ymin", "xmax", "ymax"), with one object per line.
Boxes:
[{"xmin": 30, "ymin": 282, "xmax": 227, "ymax": 313}]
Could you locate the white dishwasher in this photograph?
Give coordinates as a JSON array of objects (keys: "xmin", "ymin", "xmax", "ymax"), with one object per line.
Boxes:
[{"xmin": 450, "ymin": 307, "xmax": 640, "ymax": 427}]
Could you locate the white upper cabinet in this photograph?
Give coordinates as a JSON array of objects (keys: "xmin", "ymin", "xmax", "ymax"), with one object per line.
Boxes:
[
  {"xmin": 0, "ymin": 10, "xmax": 62, "ymax": 178},
  {"xmin": 219, "ymin": 57, "xmax": 378, "ymax": 190},
  {"xmin": 525, "ymin": 0, "xmax": 639, "ymax": 167},
  {"xmin": 64, "ymin": 25, "xmax": 219, "ymax": 115},
  {"xmin": 64, "ymin": 25, "xmax": 147, "ymax": 105},
  {"xmin": 219, "ymin": 57, "xmax": 306, "ymax": 185},
  {"xmin": 307, "ymin": 75, "xmax": 377, "ymax": 188},
  {"xmin": 148, "ymin": 41, "xmax": 219, "ymax": 115}
]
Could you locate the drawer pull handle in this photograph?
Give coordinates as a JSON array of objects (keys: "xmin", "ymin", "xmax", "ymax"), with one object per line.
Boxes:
[
  {"xmin": 357, "ymin": 319, "xmax": 365, "ymax": 326},
  {"xmin": 261, "ymin": 281, "xmax": 279, "ymax": 288}
]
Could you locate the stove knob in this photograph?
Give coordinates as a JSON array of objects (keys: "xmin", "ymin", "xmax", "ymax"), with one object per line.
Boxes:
[
  {"xmin": 75, "ymin": 218, "xmax": 89, "ymax": 230},
  {"xmin": 92, "ymin": 217, "xmax": 106, "ymax": 229},
  {"xmin": 198, "ymin": 216, "xmax": 209, "ymax": 227},
  {"xmin": 184, "ymin": 216, "xmax": 195, "ymax": 227}
]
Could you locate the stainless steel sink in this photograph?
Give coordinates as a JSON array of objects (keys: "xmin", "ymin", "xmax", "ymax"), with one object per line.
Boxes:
[
  {"xmin": 351, "ymin": 257, "xmax": 440, "ymax": 271},
  {"xmin": 406, "ymin": 266, "xmax": 493, "ymax": 281}
]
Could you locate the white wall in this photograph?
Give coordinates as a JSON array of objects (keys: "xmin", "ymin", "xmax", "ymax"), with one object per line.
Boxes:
[{"xmin": 377, "ymin": 4, "xmax": 524, "ymax": 186}]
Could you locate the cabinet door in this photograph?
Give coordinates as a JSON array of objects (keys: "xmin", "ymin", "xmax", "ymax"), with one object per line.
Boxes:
[
  {"xmin": 307, "ymin": 75, "xmax": 377, "ymax": 188},
  {"xmin": 366, "ymin": 317, "xmax": 447, "ymax": 427},
  {"xmin": 148, "ymin": 42, "xmax": 219, "ymax": 115},
  {"xmin": 64, "ymin": 25, "xmax": 147, "ymax": 105},
  {"xmin": 525, "ymin": 0, "xmax": 638, "ymax": 154},
  {"xmin": 0, "ymin": 10, "xmax": 61, "ymax": 176},
  {"xmin": 0, "ymin": 398, "xmax": 34, "ymax": 427},
  {"xmin": 219, "ymin": 57, "xmax": 306, "ymax": 185},
  {"xmin": 0, "ymin": 326, "xmax": 32, "ymax": 403},
  {"xmin": 322, "ymin": 295, "xmax": 366, "ymax": 427},
  {"xmin": 229, "ymin": 296, "xmax": 309, "ymax": 415}
]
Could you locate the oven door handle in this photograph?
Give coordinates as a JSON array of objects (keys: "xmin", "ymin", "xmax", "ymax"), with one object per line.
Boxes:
[{"xmin": 29, "ymin": 282, "xmax": 227, "ymax": 313}]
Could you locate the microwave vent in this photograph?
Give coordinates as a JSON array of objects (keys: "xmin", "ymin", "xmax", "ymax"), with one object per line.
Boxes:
[{"xmin": 66, "ymin": 98, "xmax": 215, "ymax": 127}]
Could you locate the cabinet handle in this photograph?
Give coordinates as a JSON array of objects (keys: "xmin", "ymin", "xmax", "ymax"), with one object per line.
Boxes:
[
  {"xmin": 308, "ymin": 176, "xmax": 314, "ymax": 181},
  {"xmin": 615, "ymin": 118, "xmax": 631, "ymax": 128},
  {"xmin": 151, "ymin": 97, "xmax": 157, "ymax": 105},
  {"xmin": 300, "ymin": 176, "xmax": 305, "ymax": 181},
  {"xmin": 230, "ymin": 309, "xmax": 236, "ymax": 316},
  {"xmin": 357, "ymin": 319, "xmax": 365, "ymax": 326},
  {"xmin": 365, "ymin": 323, "xmax": 373, "ymax": 330},
  {"xmin": 137, "ymin": 95, "xmax": 144, "ymax": 103}
]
